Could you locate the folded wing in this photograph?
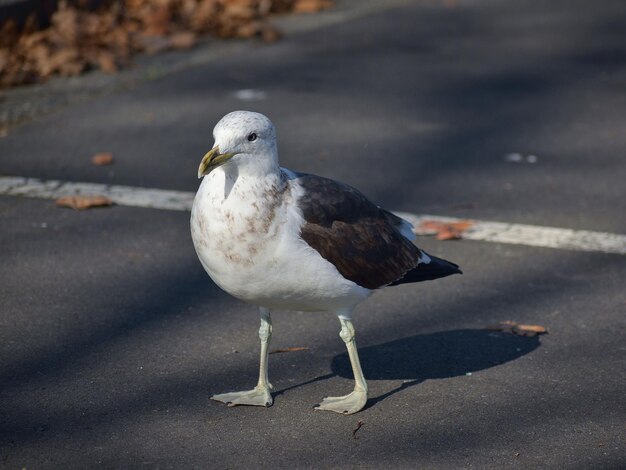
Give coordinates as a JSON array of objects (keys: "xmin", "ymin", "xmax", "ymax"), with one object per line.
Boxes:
[{"xmin": 295, "ymin": 173, "xmax": 427, "ymax": 289}]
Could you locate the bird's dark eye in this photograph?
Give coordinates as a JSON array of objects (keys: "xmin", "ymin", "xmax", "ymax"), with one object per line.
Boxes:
[{"xmin": 247, "ymin": 133, "xmax": 257, "ymax": 142}]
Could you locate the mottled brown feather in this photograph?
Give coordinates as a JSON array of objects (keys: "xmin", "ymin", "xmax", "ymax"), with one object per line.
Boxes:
[{"xmin": 295, "ymin": 173, "xmax": 421, "ymax": 289}]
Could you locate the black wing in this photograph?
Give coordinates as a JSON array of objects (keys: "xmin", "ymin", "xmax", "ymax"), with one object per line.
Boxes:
[{"xmin": 295, "ymin": 173, "xmax": 422, "ymax": 289}]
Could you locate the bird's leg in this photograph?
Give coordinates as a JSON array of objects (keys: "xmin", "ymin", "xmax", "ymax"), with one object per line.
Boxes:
[
  {"xmin": 257, "ymin": 308, "xmax": 273, "ymax": 392},
  {"xmin": 315, "ymin": 317, "xmax": 368, "ymax": 414},
  {"xmin": 211, "ymin": 308, "xmax": 273, "ymax": 408}
]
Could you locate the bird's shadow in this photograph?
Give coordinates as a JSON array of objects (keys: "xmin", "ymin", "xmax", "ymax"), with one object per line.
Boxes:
[{"xmin": 277, "ymin": 329, "xmax": 540, "ymax": 410}]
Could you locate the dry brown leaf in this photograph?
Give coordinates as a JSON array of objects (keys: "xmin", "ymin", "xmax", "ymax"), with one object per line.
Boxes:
[
  {"xmin": 487, "ymin": 321, "xmax": 548, "ymax": 337},
  {"xmin": 1, "ymin": 0, "xmax": 335, "ymax": 88},
  {"xmin": 0, "ymin": 49, "xmax": 8, "ymax": 72},
  {"xmin": 97, "ymin": 50, "xmax": 118, "ymax": 73},
  {"xmin": 224, "ymin": 4, "xmax": 257, "ymax": 21},
  {"xmin": 261, "ymin": 24, "xmax": 281, "ymax": 43},
  {"xmin": 52, "ymin": 5, "xmax": 80, "ymax": 44},
  {"xmin": 190, "ymin": 0, "xmax": 220, "ymax": 32},
  {"xmin": 269, "ymin": 346, "xmax": 309, "ymax": 354},
  {"xmin": 56, "ymin": 195, "xmax": 114, "ymax": 210},
  {"xmin": 516, "ymin": 324, "xmax": 547, "ymax": 334},
  {"xmin": 142, "ymin": 5, "xmax": 172, "ymax": 36},
  {"xmin": 167, "ymin": 32, "xmax": 196, "ymax": 49},
  {"xmin": 43, "ymin": 48, "xmax": 82, "ymax": 76},
  {"xmin": 235, "ymin": 21, "xmax": 260, "ymax": 39},
  {"xmin": 91, "ymin": 152, "xmax": 114, "ymax": 165},
  {"xmin": 58, "ymin": 59, "xmax": 86, "ymax": 77},
  {"xmin": 417, "ymin": 220, "xmax": 473, "ymax": 240},
  {"xmin": 293, "ymin": 0, "xmax": 333, "ymax": 13},
  {"xmin": 0, "ymin": 19, "xmax": 18, "ymax": 48}
]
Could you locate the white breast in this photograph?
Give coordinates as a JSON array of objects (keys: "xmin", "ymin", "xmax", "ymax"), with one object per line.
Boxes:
[{"xmin": 190, "ymin": 169, "xmax": 370, "ymax": 312}]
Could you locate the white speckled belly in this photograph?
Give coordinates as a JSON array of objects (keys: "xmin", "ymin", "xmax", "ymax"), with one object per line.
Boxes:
[{"xmin": 190, "ymin": 170, "xmax": 370, "ymax": 312}]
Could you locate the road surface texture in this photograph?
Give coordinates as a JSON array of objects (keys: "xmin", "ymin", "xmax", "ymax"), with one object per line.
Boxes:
[{"xmin": 1, "ymin": 0, "xmax": 625, "ymax": 468}]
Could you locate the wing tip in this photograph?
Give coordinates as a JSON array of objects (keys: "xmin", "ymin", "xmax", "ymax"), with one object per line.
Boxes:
[{"xmin": 388, "ymin": 254, "xmax": 462, "ymax": 286}]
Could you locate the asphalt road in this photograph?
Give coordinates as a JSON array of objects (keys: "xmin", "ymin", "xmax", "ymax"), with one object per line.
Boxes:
[{"xmin": 1, "ymin": 0, "xmax": 625, "ymax": 468}]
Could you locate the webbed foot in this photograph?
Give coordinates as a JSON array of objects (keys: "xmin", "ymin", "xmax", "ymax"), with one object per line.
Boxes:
[
  {"xmin": 211, "ymin": 385, "xmax": 273, "ymax": 408},
  {"xmin": 314, "ymin": 389, "xmax": 367, "ymax": 414}
]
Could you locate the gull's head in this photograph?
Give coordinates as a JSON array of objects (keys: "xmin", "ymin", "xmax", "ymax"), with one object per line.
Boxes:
[{"xmin": 198, "ymin": 111, "xmax": 278, "ymax": 178}]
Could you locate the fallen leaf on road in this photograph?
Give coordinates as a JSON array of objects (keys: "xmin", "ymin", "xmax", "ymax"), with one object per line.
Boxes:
[
  {"xmin": 487, "ymin": 321, "xmax": 548, "ymax": 337},
  {"xmin": 91, "ymin": 152, "xmax": 114, "ymax": 165},
  {"xmin": 417, "ymin": 220, "xmax": 473, "ymax": 240},
  {"xmin": 56, "ymin": 195, "xmax": 113, "ymax": 210},
  {"xmin": 294, "ymin": 0, "xmax": 334, "ymax": 13},
  {"xmin": 96, "ymin": 50, "xmax": 118, "ymax": 73},
  {"xmin": 261, "ymin": 24, "xmax": 282, "ymax": 43},
  {"xmin": 167, "ymin": 32, "xmax": 196, "ymax": 50},
  {"xmin": 269, "ymin": 347, "xmax": 309, "ymax": 354}
]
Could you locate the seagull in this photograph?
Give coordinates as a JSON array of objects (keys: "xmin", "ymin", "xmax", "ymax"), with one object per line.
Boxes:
[{"xmin": 190, "ymin": 111, "xmax": 461, "ymax": 414}]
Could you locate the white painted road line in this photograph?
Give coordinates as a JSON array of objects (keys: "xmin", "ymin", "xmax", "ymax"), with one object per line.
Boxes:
[
  {"xmin": 1, "ymin": 176, "xmax": 625, "ymax": 255},
  {"xmin": 0, "ymin": 176, "xmax": 194, "ymax": 211},
  {"xmin": 395, "ymin": 213, "xmax": 626, "ymax": 256}
]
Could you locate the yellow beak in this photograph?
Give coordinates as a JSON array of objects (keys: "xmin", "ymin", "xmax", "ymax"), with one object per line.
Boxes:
[{"xmin": 197, "ymin": 146, "xmax": 238, "ymax": 178}]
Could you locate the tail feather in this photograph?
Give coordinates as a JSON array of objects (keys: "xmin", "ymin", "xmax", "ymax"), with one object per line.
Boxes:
[{"xmin": 389, "ymin": 253, "xmax": 462, "ymax": 286}]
